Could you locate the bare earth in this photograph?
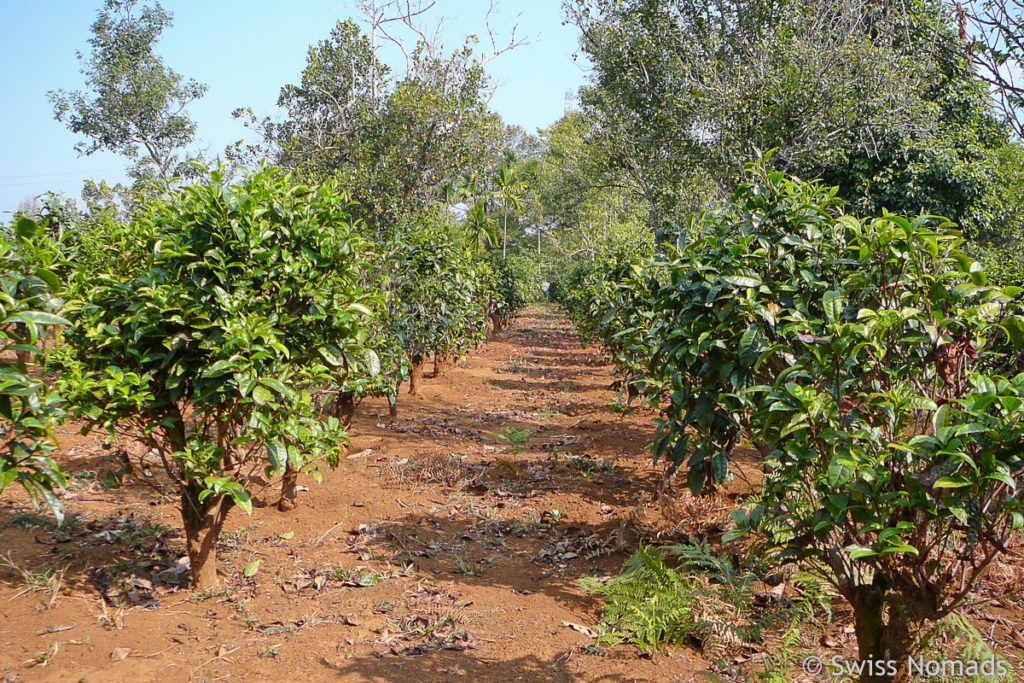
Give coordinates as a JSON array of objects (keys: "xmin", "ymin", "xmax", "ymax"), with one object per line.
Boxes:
[{"xmin": 1, "ymin": 307, "xmax": 1022, "ymax": 682}]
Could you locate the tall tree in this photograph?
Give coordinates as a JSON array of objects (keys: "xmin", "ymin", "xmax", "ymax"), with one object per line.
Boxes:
[
  {"xmin": 957, "ymin": 0, "xmax": 1024, "ymax": 138},
  {"xmin": 534, "ymin": 112, "xmax": 648, "ymax": 261},
  {"xmin": 492, "ymin": 162, "xmax": 525, "ymax": 259},
  {"xmin": 238, "ymin": 2, "xmax": 529, "ymax": 237},
  {"xmin": 566, "ymin": 0, "xmax": 1007, "ymax": 234},
  {"xmin": 49, "ymin": 0, "xmax": 207, "ymax": 190}
]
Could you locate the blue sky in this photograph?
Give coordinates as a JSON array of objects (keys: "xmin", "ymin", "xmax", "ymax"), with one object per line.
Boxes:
[{"xmin": 0, "ymin": 1, "xmax": 588, "ymax": 216}]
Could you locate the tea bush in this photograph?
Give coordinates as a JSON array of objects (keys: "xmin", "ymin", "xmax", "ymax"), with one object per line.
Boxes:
[{"xmin": 58, "ymin": 167, "xmax": 375, "ymax": 587}]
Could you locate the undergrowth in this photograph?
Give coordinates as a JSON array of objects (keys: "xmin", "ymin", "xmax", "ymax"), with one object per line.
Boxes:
[
  {"xmin": 579, "ymin": 544, "xmax": 823, "ymax": 678},
  {"xmin": 581, "ymin": 544, "xmax": 1011, "ymax": 682}
]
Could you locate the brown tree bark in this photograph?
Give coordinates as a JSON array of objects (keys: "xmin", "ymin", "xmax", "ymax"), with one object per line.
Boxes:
[
  {"xmin": 490, "ymin": 314, "xmax": 507, "ymax": 333},
  {"xmin": 278, "ymin": 461, "xmax": 298, "ymax": 511},
  {"xmin": 408, "ymin": 354, "xmax": 426, "ymax": 395},
  {"xmin": 433, "ymin": 351, "xmax": 452, "ymax": 378},
  {"xmin": 181, "ymin": 479, "xmax": 233, "ymax": 589},
  {"xmin": 333, "ymin": 390, "xmax": 357, "ymax": 428},
  {"xmin": 847, "ymin": 581, "xmax": 930, "ymax": 683}
]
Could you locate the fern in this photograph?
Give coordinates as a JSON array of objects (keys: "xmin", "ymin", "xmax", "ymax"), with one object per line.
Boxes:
[
  {"xmin": 917, "ymin": 612, "xmax": 1014, "ymax": 683},
  {"xmin": 757, "ymin": 620, "xmax": 804, "ymax": 682},
  {"xmin": 579, "ymin": 544, "xmax": 803, "ymax": 657}
]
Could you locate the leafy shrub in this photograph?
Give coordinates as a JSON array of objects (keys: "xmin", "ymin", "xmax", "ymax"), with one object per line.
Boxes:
[
  {"xmin": 57, "ymin": 167, "xmax": 375, "ymax": 587},
  {"xmin": 729, "ymin": 210, "xmax": 1024, "ymax": 674},
  {"xmin": 634, "ymin": 167, "xmax": 849, "ymax": 492},
  {"xmin": 384, "ymin": 214, "xmax": 487, "ymax": 394},
  {"xmin": 506, "ymin": 254, "xmax": 543, "ymax": 302},
  {"xmin": 562, "ymin": 160, "xmax": 1024, "ymax": 671},
  {"xmin": 0, "ymin": 218, "xmax": 68, "ymax": 519},
  {"xmin": 476, "ymin": 251, "xmax": 527, "ymax": 332},
  {"xmin": 550, "ymin": 244, "xmax": 654, "ymax": 350}
]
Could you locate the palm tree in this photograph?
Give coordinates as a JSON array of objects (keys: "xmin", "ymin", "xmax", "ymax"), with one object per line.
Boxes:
[
  {"xmin": 462, "ymin": 200, "xmax": 496, "ymax": 253},
  {"xmin": 492, "ymin": 164, "xmax": 525, "ymax": 260}
]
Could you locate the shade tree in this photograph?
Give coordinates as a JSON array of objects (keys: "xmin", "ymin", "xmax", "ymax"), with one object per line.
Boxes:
[{"xmin": 49, "ymin": 0, "xmax": 207, "ymax": 191}]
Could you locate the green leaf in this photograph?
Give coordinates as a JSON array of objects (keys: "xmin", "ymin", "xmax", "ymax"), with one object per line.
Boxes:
[
  {"xmin": 722, "ymin": 275, "xmax": 761, "ymax": 288},
  {"xmin": 14, "ymin": 217, "xmax": 38, "ymax": 238},
  {"xmin": 13, "ymin": 311, "xmax": 69, "ymax": 326},
  {"xmin": 34, "ymin": 268, "xmax": 60, "ymax": 291},
  {"xmin": 266, "ymin": 440, "xmax": 285, "ymax": 470},
  {"xmin": 347, "ymin": 302, "xmax": 373, "ymax": 316},
  {"xmin": 823, "ymin": 290, "xmax": 844, "ymax": 324},
  {"xmin": 845, "ymin": 545, "xmax": 877, "ymax": 560},
  {"xmin": 243, "ymin": 559, "xmax": 261, "ymax": 578},
  {"xmin": 252, "ymin": 385, "xmax": 274, "ymax": 405},
  {"xmin": 933, "ymin": 476, "xmax": 972, "ymax": 489}
]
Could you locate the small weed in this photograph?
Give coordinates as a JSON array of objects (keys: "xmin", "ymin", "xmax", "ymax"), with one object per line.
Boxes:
[
  {"xmin": 7, "ymin": 511, "xmax": 59, "ymax": 531},
  {"xmin": 509, "ymin": 517, "xmax": 545, "ymax": 533},
  {"xmin": 259, "ymin": 646, "xmax": 281, "ymax": 657},
  {"xmin": 374, "ymin": 600, "xmax": 396, "ymax": 614},
  {"xmin": 220, "ymin": 524, "xmax": 262, "ymax": 546},
  {"xmin": 491, "ymin": 426, "xmax": 533, "ymax": 445},
  {"xmin": 1, "ymin": 555, "xmax": 65, "ymax": 610},
  {"xmin": 68, "ymin": 469, "xmax": 97, "ymax": 489},
  {"xmin": 453, "ymin": 557, "xmax": 489, "ymax": 575},
  {"xmin": 394, "ymin": 613, "xmax": 456, "ymax": 636},
  {"xmin": 566, "ymin": 456, "xmax": 615, "ymax": 475},
  {"xmin": 578, "ymin": 544, "xmax": 829, "ymax": 679},
  {"xmin": 499, "ymin": 361, "xmax": 529, "ymax": 374},
  {"xmin": 191, "ymin": 586, "xmax": 232, "ymax": 601},
  {"xmin": 27, "ymin": 642, "xmax": 58, "ymax": 667}
]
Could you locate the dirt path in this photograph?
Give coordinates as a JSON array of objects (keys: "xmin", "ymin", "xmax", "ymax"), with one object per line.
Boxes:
[{"xmin": 0, "ymin": 307, "xmax": 708, "ymax": 682}]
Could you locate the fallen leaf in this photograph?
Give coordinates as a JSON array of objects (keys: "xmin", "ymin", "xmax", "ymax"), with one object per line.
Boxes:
[
  {"xmin": 110, "ymin": 647, "xmax": 132, "ymax": 661},
  {"xmin": 562, "ymin": 621, "xmax": 600, "ymax": 638},
  {"xmin": 36, "ymin": 623, "xmax": 76, "ymax": 635},
  {"xmin": 243, "ymin": 560, "xmax": 261, "ymax": 578}
]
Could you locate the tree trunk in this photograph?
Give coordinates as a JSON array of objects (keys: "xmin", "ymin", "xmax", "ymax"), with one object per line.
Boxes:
[
  {"xmin": 408, "ymin": 354, "xmax": 426, "ymax": 395},
  {"xmin": 333, "ymin": 390, "xmax": 358, "ymax": 428},
  {"xmin": 849, "ymin": 585, "xmax": 888, "ymax": 682},
  {"xmin": 181, "ymin": 480, "xmax": 233, "ymax": 589},
  {"xmin": 502, "ymin": 210, "xmax": 508, "ymax": 260},
  {"xmin": 490, "ymin": 314, "xmax": 507, "ymax": 333},
  {"xmin": 433, "ymin": 351, "xmax": 452, "ymax": 378},
  {"xmin": 278, "ymin": 461, "xmax": 298, "ymax": 511},
  {"xmin": 847, "ymin": 583, "xmax": 926, "ymax": 683}
]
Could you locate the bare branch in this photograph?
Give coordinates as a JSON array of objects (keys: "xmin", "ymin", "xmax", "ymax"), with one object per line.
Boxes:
[
  {"xmin": 478, "ymin": 0, "xmax": 536, "ymax": 66},
  {"xmin": 953, "ymin": 0, "xmax": 1024, "ymax": 137}
]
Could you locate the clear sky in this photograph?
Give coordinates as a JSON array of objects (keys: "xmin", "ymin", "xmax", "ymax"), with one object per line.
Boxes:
[{"xmin": 0, "ymin": 1, "xmax": 588, "ymax": 216}]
